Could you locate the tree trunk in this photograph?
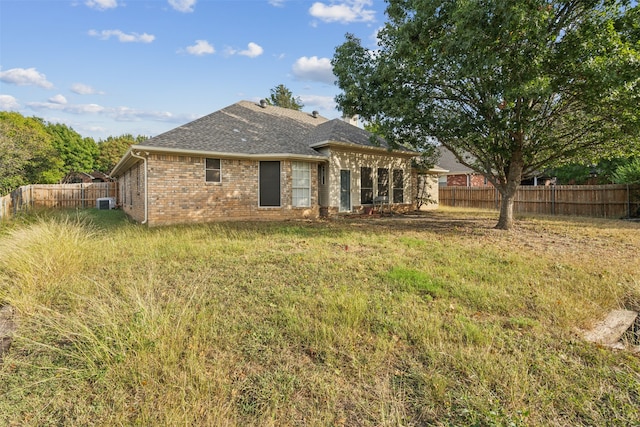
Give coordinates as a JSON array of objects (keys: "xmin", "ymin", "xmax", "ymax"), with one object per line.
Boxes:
[
  {"xmin": 495, "ymin": 148, "xmax": 524, "ymax": 230},
  {"xmin": 496, "ymin": 187, "xmax": 517, "ymax": 230}
]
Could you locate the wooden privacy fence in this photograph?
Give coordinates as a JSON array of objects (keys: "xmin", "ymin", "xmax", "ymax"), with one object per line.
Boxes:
[
  {"xmin": 439, "ymin": 184, "xmax": 640, "ymax": 219},
  {"xmin": 0, "ymin": 183, "xmax": 118, "ymax": 220}
]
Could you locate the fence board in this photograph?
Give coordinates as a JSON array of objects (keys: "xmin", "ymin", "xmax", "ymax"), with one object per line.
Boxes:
[
  {"xmin": 0, "ymin": 182, "xmax": 118, "ymax": 220},
  {"xmin": 439, "ymin": 184, "xmax": 640, "ymax": 219}
]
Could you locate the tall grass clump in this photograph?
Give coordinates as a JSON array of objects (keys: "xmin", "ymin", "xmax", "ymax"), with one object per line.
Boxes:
[{"xmin": 0, "ymin": 207, "xmax": 639, "ymax": 426}]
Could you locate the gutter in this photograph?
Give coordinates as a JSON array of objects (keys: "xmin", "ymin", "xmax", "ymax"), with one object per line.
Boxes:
[{"xmin": 130, "ymin": 150, "xmax": 149, "ymax": 225}]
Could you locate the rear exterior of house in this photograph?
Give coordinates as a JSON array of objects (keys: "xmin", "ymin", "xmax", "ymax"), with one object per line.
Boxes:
[
  {"xmin": 119, "ymin": 155, "xmax": 321, "ymax": 226},
  {"xmin": 112, "ymin": 100, "xmax": 429, "ymax": 226}
]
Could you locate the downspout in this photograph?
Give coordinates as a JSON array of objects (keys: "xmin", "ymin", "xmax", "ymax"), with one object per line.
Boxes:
[{"xmin": 130, "ymin": 151, "xmax": 149, "ymax": 225}]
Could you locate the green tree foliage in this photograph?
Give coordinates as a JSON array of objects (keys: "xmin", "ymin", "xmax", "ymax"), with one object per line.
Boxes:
[
  {"xmin": 613, "ymin": 158, "xmax": 640, "ymax": 184},
  {"xmin": 332, "ymin": 0, "xmax": 640, "ymax": 229},
  {"xmin": 265, "ymin": 84, "xmax": 304, "ymax": 111},
  {"xmin": 551, "ymin": 157, "xmax": 635, "ymax": 184},
  {"xmin": 46, "ymin": 123, "xmax": 98, "ymax": 174},
  {"xmin": 0, "ymin": 112, "xmax": 64, "ymax": 193},
  {"xmin": 96, "ymin": 134, "xmax": 145, "ymax": 173}
]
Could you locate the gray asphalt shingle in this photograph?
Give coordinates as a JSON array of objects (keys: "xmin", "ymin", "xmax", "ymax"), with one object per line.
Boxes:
[
  {"xmin": 136, "ymin": 100, "xmax": 414, "ymax": 157},
  {"xmin": 139, "ymin": 101, "xmax": 329, "ymax": 156}
]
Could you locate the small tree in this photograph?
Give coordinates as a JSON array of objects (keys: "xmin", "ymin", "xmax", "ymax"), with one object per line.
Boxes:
[
  {"xmin": 266, "ymin": 84, "xmax": 304, "ymax": 111},
  {"xmin": 613, "ymin": 158, "xmax": 640, "ymax": 184},
  {"xmin": 332, "ymin": 1, "xmax": 640, "ymax": 230}
]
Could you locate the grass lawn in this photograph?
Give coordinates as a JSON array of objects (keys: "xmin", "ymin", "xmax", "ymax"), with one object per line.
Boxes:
[{"xmin": 0, "ymin": 207, "xmax": 639, "ymax": 426}]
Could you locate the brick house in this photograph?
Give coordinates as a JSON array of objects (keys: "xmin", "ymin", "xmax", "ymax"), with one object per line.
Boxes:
[
  {"xmin": 436, "ymin": 146, "xmax": 491, "ymax": 187},
  {"xmin": 111, "ymin": 100, "xmax": 437, "ymax": 226}
]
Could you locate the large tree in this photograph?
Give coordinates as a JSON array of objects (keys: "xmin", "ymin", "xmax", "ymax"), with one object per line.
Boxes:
[
  {"xmin": 96, "ymin": 134, "xmax": 145, "ymax": 173},
  {"xmin": 266, "ymin": 84, "xmax": 304, "ymax": 111},
  {"xmin": 0, "ymin": 112, "xmax": 64, "ymax": 194},
  {"xmin": 47, "ymin": 122, "xmax": 98, "ymax": 174},
  {"xmin": 332, "ymin": 0, "xmax": 640, "ymax": 229}
]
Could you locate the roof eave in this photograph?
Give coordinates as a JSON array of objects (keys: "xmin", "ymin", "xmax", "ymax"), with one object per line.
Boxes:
[
  {"xmin": 309, "ymin": 140, "xmax": 418, "ymax": 157},
  {"xmin": 111, "ymin": 145, "xmax": 328, "ymax": 177}
]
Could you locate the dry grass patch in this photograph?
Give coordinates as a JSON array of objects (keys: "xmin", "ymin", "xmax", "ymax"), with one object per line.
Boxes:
[{"xmin": 0, "ymin": 208, "xmax": 639, "ymax": 426}]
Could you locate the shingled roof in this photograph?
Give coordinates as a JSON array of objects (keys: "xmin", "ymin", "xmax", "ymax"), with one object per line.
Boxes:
[
  {"xmin": 308, "ymin": 119, "xmax": 390, "ymax": 150},
  {"xmin": 138, "ymin": 100, "xmax": 329, "ymax": 157},
  {"xmin": 112, "ymin": 100, "xmax": 419, "ymax": 176}
]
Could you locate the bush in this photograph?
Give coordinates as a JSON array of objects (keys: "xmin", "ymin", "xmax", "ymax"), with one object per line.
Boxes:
[{"xmin": 613, "ymin": 158, "xmax": 640, "ymax": 184}]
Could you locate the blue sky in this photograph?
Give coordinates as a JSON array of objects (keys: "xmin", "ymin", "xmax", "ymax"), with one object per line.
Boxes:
[{"xmin": 0, "ymin": 0, "xmax": 385, "ymax": 140}]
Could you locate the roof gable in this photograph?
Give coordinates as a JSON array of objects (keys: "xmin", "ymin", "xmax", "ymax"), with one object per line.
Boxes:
[
  {"xmin": 138, "ymin": 100, "xmax": 329, "ymax": 157},
  {"xmin": 112, "ymin": 100, "xmax": 420, "ymax": 176}
]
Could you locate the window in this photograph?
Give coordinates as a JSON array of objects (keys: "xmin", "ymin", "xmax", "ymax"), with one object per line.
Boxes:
[
  {"xmin": 360, "ymin": 167, "xmax": 373, "ymax": 204},
  {"xmin": 259, "ymin": 161, "xmax": 280, "ymax": 207},
  {"xmin": 393, "ymin": 169, "xmax": 404, "ymax": 203},
  {"xmin": 377, "ymin": 168, "xmax": 389, "ymax": 197},
  {"xmin": 205, "ymin": 158, "xmax": 221, "ymax": 183},
  {"xmin": 292, "ymin": 162, "xmax": 311, "ymax": 207}
]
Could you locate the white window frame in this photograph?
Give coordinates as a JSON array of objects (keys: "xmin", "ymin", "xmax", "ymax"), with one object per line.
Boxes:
[
  {"xmin": 292, "ymin": 161, "xmax": 311, "ymax": 207},
  {"xmin": 205, "ymin": 158, "xmax": 221, "ymax": 183}
]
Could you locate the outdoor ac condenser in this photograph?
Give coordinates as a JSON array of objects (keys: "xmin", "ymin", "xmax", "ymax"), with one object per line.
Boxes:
[{"xmin": 96, "ymin": 197, "xmax": 116, "ymax": 210}]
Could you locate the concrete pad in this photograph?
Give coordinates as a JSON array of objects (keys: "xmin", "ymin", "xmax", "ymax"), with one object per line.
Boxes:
[{"xmin": 583, "ymin": 309, "xmax": 638, "ymax": 346}]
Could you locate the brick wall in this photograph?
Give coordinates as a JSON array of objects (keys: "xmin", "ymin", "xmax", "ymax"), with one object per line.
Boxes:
[
  {"xmin": 121, "ymin": 154, "xmax": 320, "ymax": 226},
  {"xmin": 446, "ymin": 173, "xmax": 490, "ymax": 187},
  {"xmin": 326, "ymin": 148, "xmax": 415, "ymax": 212}
]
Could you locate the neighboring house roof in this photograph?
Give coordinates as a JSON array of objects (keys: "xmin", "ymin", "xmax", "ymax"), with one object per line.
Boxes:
[
  {"xmin": 61, "ymin": 171, "xmax": 112, "ymax": 183},
  {"xmin": 112, "ymin": 100, "xmax": 417, "ymax": 176},
  {"xmin": 436, "ymin": 146, "xmax": 477, "ymax": 175}
]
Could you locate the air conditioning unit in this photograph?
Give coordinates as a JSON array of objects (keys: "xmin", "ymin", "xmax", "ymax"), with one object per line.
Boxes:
[{"xmin": 96, "ymin": 197, "xmax": 116, "ymax": 210}]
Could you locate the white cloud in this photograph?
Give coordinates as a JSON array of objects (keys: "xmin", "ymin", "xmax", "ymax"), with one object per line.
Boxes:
[
  {"xmin": 298, "ymin": 94, "xmax": 337, "ymax": 112},
  {"xmin": 185, "ymin": 40, "xmax": 215, "ymax": 56},
  {"xmin": 168, "ymin": 0, "xmax": 196, "ymax": 13},
  {"xmin": 0, "ymin": 67, "xmax": 54, "ymax": 89},
  {"xmin": 24, "ymin": 99, "xmax": 196, "ymax": 125},
  {"xmin": 71, "ymin": 83, "xmax": 104, "ymax": 95},
  {"xmin": 85, "ymin": 0, "xmax": 118, "ymax": 10},
  {"xmin": 0, "ymin": 95, "xmax": 20, "ymax": 110},
  {"xmin": 238, "ymin": 42, "xmax": 264, "ymax": 58},
  {"xmin": 88, "ymin": 29, "xmax": 155, "ymax": 43},
  {"xmin": 268, "ymin": 0, "xmax": 286, "ymax": 6},
  {"xmin": 292, "ymin": 56, "xmax": 335, "ymax": 84},
  {"xmin": 48, "ymin": 94, "xmax": 68, "ymax": 104},
  {"xmin": 28, "ymin": 101, "xmax": 105, "ymax": 114},
  {"xmin": 225, "ymin": 42, "xmax": 264, "ymax": 58},
  {"xmin": 309, "ymin": 0, "xmax": 376, "ymax": 24}
]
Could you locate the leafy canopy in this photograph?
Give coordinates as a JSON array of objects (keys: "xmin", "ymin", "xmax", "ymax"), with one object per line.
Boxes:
[
  {"xmin": 96, "ymin": 134, "xmax": 146, "ymax": 173},
  {"xmin": 0, "ymin": 112, "xmax": 64, "ymax": 193}
]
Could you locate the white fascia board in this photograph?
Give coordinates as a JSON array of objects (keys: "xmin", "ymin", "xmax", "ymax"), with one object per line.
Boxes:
[
  {"xmin": 112, "ymin": 145, "xmax": 328, "ymax": 177},
  {"xmin": 309, "ymin": 140, "xmax": 418, "ymax": 157}
]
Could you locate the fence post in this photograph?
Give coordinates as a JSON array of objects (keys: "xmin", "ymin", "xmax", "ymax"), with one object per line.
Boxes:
[
  {"xmin": 627, "ymin": 184, "xmax": 631, "ymax": 219},
  {"xmin": 551, "ymin": 185, "xmax": 556, "ymax": 216}
]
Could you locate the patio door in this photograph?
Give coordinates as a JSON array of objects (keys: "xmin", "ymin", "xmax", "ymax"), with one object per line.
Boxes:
[{"xmin": 340, "ymin": 170, "xmax": 350, "ymax": 212}]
